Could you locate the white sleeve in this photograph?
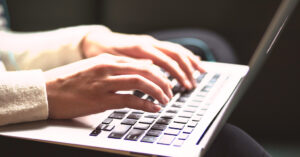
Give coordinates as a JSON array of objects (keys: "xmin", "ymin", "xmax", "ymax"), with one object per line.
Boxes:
[
  {"xmin": 0, "ymin": 70, "xmax": 48, "ymax": 126},
  {"xmin": 0, "ymin": 25, "xmax": 110, "ymax": 71}
]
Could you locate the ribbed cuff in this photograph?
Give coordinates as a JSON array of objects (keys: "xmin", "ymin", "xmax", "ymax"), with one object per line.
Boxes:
[{"xmin": 0, "ymin": 70, "xmax": 48, "ymax": 126}]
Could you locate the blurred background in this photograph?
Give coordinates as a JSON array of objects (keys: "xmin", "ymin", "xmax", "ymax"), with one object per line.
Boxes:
[{"xmin": 6, "ymin": 0, "xmax": 300, "ymax": 156}]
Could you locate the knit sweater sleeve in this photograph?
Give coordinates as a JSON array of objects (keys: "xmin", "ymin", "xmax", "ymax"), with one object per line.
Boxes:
[
  {"xmin": 0, "ymin": 70, "xmax": 48, "ymax": 126},
  {"xmin": 0, "ymin": 25, "xmax": 110, "ymax": 71}
]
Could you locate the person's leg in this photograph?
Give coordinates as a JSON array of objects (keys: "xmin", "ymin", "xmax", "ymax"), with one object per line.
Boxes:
[{"xmin": 205, "ymin": 124, "xmax": 271, "ymax": 157}]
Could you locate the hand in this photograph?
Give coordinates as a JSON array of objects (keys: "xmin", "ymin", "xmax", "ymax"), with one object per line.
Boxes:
[
  {"xmin": 45, "ymin": 53, "xmax": 172, "ymax": 119},
  {"xmin": 81, "ymin": 30, "xmax": 205, "ymax": 90}
]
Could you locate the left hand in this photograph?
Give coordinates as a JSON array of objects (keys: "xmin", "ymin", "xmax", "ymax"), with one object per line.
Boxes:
[{"xmin": 81, "ymin": 30, "xmax": 205, "ymax": 90}]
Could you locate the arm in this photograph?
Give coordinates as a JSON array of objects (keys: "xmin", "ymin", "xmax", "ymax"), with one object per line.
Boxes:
[
  {"xmin": 0, "ymin": 54, "xmax": 173, "ymax": 126},
  {"xmin": 0, "ymin": 25, "xmax": 111, "ymax": 71},
  {"xmin": 0, "ymin": 70, "xmax": 48, "ymax": 126}
]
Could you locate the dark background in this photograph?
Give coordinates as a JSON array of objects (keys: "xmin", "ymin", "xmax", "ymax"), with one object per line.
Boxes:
[{"xmin": 3, "ymin": 0, "xmax": 300, "ymax": 155}]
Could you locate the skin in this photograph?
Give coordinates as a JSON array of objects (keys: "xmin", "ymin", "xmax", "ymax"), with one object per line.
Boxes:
[
  {"xmin": 81, "ymin": 29, "xmax": 205, "ymax": 89},
  {"xmin": 46, "ymin": 28, "xmax": 205, "ymax": 119}
]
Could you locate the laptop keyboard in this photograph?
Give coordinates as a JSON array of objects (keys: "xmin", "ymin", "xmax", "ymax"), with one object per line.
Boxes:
[{"xmin": 90, "ymin": 72, "xmax": 221, "ymax": 147}]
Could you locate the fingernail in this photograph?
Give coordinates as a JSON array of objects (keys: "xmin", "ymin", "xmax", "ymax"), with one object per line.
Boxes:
[
  {"xmin": 168, "ymin": 88, "xmax": 173, "ymax": 98},
  {"xmin": 152, "ymin": 104, "xmax": 161, "ymax": 112},
  {"xmin": 163, "ymin": 95, "xmax": 170, "ymax": 104},
  {"xmin": 185, "ymin": 80, "xmax": 193, "ymax": 89},
  {"xmin": 192, "ymin": 79, "xmax": 197, "ymax": 88}
]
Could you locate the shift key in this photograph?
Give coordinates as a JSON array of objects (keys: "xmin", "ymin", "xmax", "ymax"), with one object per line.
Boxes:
[{"xmin": 108, "ymin": 124, "xmax": 131, "ymax": 139}]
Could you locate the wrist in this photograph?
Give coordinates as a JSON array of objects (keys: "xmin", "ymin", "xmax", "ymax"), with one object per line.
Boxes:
[{"xmin": 80, "ymin": 25, "xmax": 112, "ymax": 58}]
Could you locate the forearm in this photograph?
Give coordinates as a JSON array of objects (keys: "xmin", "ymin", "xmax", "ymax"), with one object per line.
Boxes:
[{"xmin": 0, "ymin": 25, "xmax": 110, "ymax": 71}]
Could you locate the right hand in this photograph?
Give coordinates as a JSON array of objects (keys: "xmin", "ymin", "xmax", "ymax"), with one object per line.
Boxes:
[{"xmin": 44, "ymin": 53, "xmax": 173, "ymax": 119}]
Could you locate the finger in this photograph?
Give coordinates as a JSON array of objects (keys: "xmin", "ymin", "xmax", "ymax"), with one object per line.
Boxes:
[
  {"xmin": 105, "ymin": 75, "xmax": 170, "ymax": 105},
  {"xmin": 142, "ymin": 46, "xmax": 193, "ymax": 89},
  {"xmin": 187, "ymin": 54, "xmax": 206, "ymax": 73},
  {"xmin": 106, "ymin": 94, "xmax": 161, "ymax": 112},
  {"xmin": 118, "ymin": 45, "xmax": 194, "ymax": 89},
  {"xmin": 99, "ymin": 53, "xmax": 153, "ymax": 64},
  {"xmin": 105, "ymin": 63, "xmax": 173, "ymax": 98},
  {"xmin": 157, "ymin": 41, "xmax": 206, "ymax": 73},
  {"xmin": 154, "ymin": 42, "xmax": 197, "ymax": 87}
]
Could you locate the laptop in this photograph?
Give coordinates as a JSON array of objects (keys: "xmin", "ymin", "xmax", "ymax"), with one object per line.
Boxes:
[{"xmin": 0, "ymin": 0, "xmax": 298, "ymax": 156}]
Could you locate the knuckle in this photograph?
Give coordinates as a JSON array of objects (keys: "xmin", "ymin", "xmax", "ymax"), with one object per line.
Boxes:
[
  {"xmin": 153, "ymin": 87, "xmax": 164, "ymax": 98},
  {"xmin": 130, "ymin": 75, "xmax": 144, "ymax": 86},
  {"xmin": 141, "ymin": 100, "xmax": 150, "ymax": 110},
  {"xmin": 169, "ymin": 60, "xmax": 180, "ymax": 69},
  {"xmin": 132, "ymin": 44, "xmax": 146, "ymax": 52},
  {"xmin": 140, "ymin": 66, "xmax": 153, "ymax": 76},
  {"xmin": 123, "ymin": 95, "xmax": 136, "ymax": 107},
  {"xmin": 94, "ymin": 63, "xmax": 114, "ymax": 74}
]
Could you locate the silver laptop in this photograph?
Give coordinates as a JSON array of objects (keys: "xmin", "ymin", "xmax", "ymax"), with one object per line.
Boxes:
[{"xmin": 0, "ymin": 0, "xmax": 298, "ymax": 156}]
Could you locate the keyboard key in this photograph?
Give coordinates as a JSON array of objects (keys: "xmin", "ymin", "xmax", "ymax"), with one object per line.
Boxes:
[
  {"xmin": 132, "ymin": 110, "xmax": 145, "ymax": 114},
  {"xmin": 183, "ymin": 107, "xmax": 197, "ymax": 113},
  {"xmin": 125, "ymin": 129, "xmax": 145, "ymax": 141},
  {"xmin": 157, "ymin": 134, "xmax": 176, "ymax": 145},
  {"xmin": 114, "ymin": 109, "xmax": 131, "ymax": 114},
  {"xmin": 109, "ymin": 112, "xmax": 126, "ymax": 119},
  {"xmin": 192, "ymin": 115, "xmax": 202, "ymax": 122},
  {"xmin": 151, "ymin": 124, "xmax": 167, "ymax": 131},
  {"xmin": 202, "ymin": 103, "xmax": 210, "ymax": 110},
  {"xmin": 181, "ymin": 89, "xmax": 194, "ymax": 97},
  {"xmin": 146, "ymin": 96, "xmax": 155, "ymax": 102},
  {"xmin": 144, "ymin": 113, "xmax": 159, "ymax": 119},
  {"xmin": 134, "ymin": 123, "xmax": 150, "ymax": 130},
  {"xmin": 178, "ymin": 133, "xmax": 189, "ymax": 140},
  {"xmin": 121, "ymin": 119, "xmax": 137, "ymax": 125},
  {"xmin": 139, "ymin": 118, "xmax": 155, "ymax": 124},
  {"xmin": 164, "ymin": 128, "xmax": 180, "ymax": 136},
  {"xmin": 146, "ymin": 130, "xmax": 162, "ymax": 137},
  {"xmin": 187, "ymin": 104, "xmax": 199, "ymax": 108},
  {"xmin": 173, "ymin": 139, "xmax": 185, "ymax": 147},
  {"xmin": 176, "ymin": 97, "xmax": 188, "ymax": 103},
  {"xmin": 196, "ymin": 93, "xmax": 206, "ymax": 98},
  {"xmin": 90, "ymin": 129, "xmax": 101, "ymax": 136},
  {"xmin": 169, "ymin": 123, "xmax": 185, "ymax": 130},
  {"xmin": 187, "ymin": 121, "xmax": 198, "ymax": 128},
  {"xmin": 103, "ymin": 125, "xmax": 115, "ymax": 131},
  {"xmin": 174, "ymin": 117, "xmax": 189, "ymax": 124},
  {"xmin": 108, "ymin": 124, "xmax": 131, "ymax": 139},
  {"xmin": 160, "ymin": 113, "xmax": 175, "ymax": 119},
  {"xmin": 96, "ymin": 124, "xmax": 107, "ymax": 130},
  {"xmin": 178, "ymin": 112, "xmax": 193, "ymax": 118},
  {"xmin": 196, "ymin": 73, "xmax": 206, "ymax": 83},
  {"xmin": 210, "ymin": 74, "xmax": 220, "ymax": 83},
  {"xmin": 156, "ymin": 118, "xmax": 171, "ymax": 125},
  {"xmin": 197, "ymin": 110, "xmax": 206, "ymax": 116},
  {"xmin": 183, "ymin": 127, "xmax": 194, "ymax": 134},
  {"xmin": 127, "ymin": 113, "xmax": 142, "ymax": 120},
  {"xmin": 201, "ymin": 85, "xmax": 212, "ymax": 92},
  {"xmin": 167, "ymin": 75, "xmax": 174, "ymax": 81},
  {"xmin": 192, "ymin": 96, "xmax": 205, "ymax": 103},
  {"xmin": 172, "ymin": 84, "xmax": 185, "ymax": 95},
  {"xmin": 141, "ymin": 136, "xmax": 157, "ymax": 143},
  {"xmin": 171, "ymin": 103, "xmax": 183, "ymax": 108},
  {"xmin": 102, "ymin": 118, "xmax": 113, "ymax": 124},
  {"xmin": 133, "ymin": 90, "xmax": 145, "ymax": 98},
  {"xmin": 166, "ymin": 109, "xmax": 179, "ymax": 114},
  {"xmin": 197, "ymin": 91, "xmax": 208, "ymax": 97}
]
